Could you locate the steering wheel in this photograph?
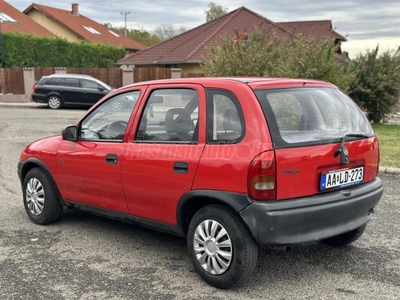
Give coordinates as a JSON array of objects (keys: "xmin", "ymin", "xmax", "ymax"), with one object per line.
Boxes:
[{"xmin": 103, "ymin": 121, "xmax": 128, "ymax": 139}]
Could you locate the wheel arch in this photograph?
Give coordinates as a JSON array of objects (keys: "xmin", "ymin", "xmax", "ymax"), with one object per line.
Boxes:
[
  {"xmin": 20, "ymin": 158, "xmax": 65, "ymax": 206},
  {"xmin": 176, "ymin": 190, "xmax": 252, "ymax": 237}
]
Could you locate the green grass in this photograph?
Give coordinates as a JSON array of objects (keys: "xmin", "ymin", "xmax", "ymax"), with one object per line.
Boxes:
[{"xmin": 373, "ymin": 124, "xmax": 400, "ymax": 168}]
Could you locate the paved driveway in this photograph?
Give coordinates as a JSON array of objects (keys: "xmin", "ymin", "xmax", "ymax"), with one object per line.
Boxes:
[{"xmin": 0, "ymin": 105, "xmax": 399, "ymax": 300}]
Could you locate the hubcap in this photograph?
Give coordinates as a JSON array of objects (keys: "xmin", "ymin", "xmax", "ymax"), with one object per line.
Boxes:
[
  {"xmin": 193, "ymin": 220, "xmax": 233, "ymax": 275},
  {"xmin": 111, "ymin": 100, "xmax": 121, "ymax": 111},
  {"xmin": 26, "ymin": 178, "xmax": 45, "ymax": 216},
  {"xmin": 48, "ymin": 97, "xmax": 60, "ymax": 109}
]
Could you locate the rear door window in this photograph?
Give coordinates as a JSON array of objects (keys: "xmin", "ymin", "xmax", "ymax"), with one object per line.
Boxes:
[
  {"xmin": 255, "ymin": 88, "xmax": 374, "ymax": 148},
  {"xmin": 58, "ymin": 78, "xmax": 80, "ymax": 88}
]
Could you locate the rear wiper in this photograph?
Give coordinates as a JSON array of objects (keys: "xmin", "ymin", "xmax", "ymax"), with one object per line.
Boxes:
[{"xmin": 334, "ymin": 133, "xmax": 370, "ymax": 164}]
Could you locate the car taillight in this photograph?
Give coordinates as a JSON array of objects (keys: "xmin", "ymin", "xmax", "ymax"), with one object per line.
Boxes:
[
  {"xmin": 247, "ymin": 151, "xmax": 276, "ymax": 200},
  {"xmin": 33, "ymin": 85, "xmax": 39, "ymax": 92}
]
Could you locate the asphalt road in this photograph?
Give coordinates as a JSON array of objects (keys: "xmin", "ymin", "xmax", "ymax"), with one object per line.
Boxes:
[{"xmin": 0, "ymin": 105, "xmax": 399, "ymax": 300}]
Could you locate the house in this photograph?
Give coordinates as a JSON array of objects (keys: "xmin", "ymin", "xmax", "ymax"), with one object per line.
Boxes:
[
  {"xmin": 23, "ymin": 3, "xmax": 146, "ymax": 53},
  {"xmin": 0, "ymin": 0, "xmax": 53, "ymax": 36},
  {"xmin": 117, "ymin": 7, "xmax": 295, "ymax": 76},
  {"xmin": 118, "ymin": 7, "xmax": 346, "ymax": 76},
  {"xmin": 277, "ymin": 20, "xmax": 346, "ymax": 46}
]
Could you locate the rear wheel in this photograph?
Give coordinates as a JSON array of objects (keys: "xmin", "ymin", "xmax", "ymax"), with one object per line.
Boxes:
[
  {"xmin": 47, "ymin": 95, "xmax": 62, "ymax": 109},
  {"xmin": 23, "ymin": 168, "xmax": 63, "ymax": 224},
  {"xmin": 187, "ymin": 205, "xmax": 258, "ymax": 289},
  {"xmin": 322, "ymin": 225, "xmax": 366, "ymax": 246}
]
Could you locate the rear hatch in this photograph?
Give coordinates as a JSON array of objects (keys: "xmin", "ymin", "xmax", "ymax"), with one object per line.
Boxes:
[{"xmin": 254, "ymin": 87, "xmax": 379, "ymax": 200}]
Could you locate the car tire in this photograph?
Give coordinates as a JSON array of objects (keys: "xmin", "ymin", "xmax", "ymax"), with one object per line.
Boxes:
[
  {"xmin": 322, "ymin": 224, "xmax": 367, "ymax": 246},
  {"xmin": 187, "ymin": 205, "xmax": 258, "ymax": 289},
  {"xmin": 47, "ymin": 95, "xmax": 62, "ymax": 109},
  {"xmin": 23, "ymin": 168, "xmax": 63, "ymax": 225}
]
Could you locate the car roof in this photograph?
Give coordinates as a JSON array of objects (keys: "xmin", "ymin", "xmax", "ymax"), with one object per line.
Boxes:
[
  {"xmin": 123, "ymin": 77, "xmax": 336, "ymax": 89},
  {"xmin": 43, "ymin": 74, "xmax": 94, "ymax": 79}
]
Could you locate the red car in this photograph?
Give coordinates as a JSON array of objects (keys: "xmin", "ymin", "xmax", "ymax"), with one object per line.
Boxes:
[{"xmin": 18, "ymin": 78, "xmax": 383, "ymax": 289}]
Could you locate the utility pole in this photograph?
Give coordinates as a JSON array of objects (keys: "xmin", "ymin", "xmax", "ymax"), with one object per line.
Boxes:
[{"xmin": 120, "ymin": 12, "xmax": 131, "ymax": 36}]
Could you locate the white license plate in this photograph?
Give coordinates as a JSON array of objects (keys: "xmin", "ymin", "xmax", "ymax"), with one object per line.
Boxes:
[{"xmin": 320, "ymin": 166, "xmax": 364, "ymax": 190}]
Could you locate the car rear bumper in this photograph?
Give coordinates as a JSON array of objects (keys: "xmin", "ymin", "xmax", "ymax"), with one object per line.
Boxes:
[
  {"xmin": 31, "ymin": 93, "xmax": 47, "ymax": 104},
  {"xmin": 240, "ymin": 177, "xmax": 383, "ymax": 245}
]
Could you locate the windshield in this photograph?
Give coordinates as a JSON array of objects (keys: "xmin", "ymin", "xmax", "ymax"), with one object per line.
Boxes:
[{"xmin": 255, "ymin": 88, "xmax": 374, "ymax": 148}]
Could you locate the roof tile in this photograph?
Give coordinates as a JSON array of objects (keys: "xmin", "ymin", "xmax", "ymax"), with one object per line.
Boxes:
[
  {"xmin": 0, "ymin": 1, "xmax": 53, "ymax": 36},
  {"xmin": 118, "ymin": 7, "xmax": 294, "ymax": 65}
]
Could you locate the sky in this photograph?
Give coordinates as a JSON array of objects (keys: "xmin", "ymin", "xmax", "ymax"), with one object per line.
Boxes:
[{"xmin": 10, "ymin": 0, "xmax": 400, "ymax": 58}]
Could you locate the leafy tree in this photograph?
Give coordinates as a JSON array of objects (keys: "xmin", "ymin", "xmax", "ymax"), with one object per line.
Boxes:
[
  {"xmin": 205, "ymin": 2, "xmax": 228, "ymax": 22},
  {"xmin": 349, "ymin": 46, "xmax": 400, "ymax": 123},
  {"xmin": 104, "ymin": 23, "xmax": 162, "ymax": 46}
]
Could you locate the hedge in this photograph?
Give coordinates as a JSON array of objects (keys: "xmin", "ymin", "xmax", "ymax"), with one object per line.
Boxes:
[{"xmin": 1, "ymin": 33, "xmax": 125, "ymax": 68}]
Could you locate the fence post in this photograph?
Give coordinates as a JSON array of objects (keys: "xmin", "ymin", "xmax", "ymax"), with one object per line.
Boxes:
[
  {"xmin": 55, "ymin": 67, "xmax": 67, "ymax": 75},
  {"xmin": 122, "ymin": 69, "xmax": 134, "ymax": 86},
  {"xmin": 23, "ymin": 68, "xmax": 35, "ymax": 96},
  {"xmin": 171, "ymin": 68, "xmax": 182, "ymax": 79}
]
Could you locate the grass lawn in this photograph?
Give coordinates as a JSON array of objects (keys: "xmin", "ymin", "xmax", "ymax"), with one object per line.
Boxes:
[{"xmin": 373, "ymin": 124, "xmax": 400, "ymax": 168}]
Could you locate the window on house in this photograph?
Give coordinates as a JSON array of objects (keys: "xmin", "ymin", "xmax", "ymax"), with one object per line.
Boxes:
[
  {"xmin": 83, "ymin": 25, "xmax": 101, "ymax": 35},
  {"xmin": 108, "ymin": 30, "xmax": 120, "ymax": 38},
  {"xmin": 0, "ymin": 13, "xmax": 17, "ymax": 23}
]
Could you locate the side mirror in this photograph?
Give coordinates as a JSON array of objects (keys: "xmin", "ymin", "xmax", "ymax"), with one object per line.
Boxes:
[{"xmin": 62, "ymin": 125, "xmax": 78, "ymax": 141}]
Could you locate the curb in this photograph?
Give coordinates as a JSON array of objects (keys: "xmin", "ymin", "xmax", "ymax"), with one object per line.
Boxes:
[
  {"xmin": 379, "ymin": 166, "xmax": 400, "ymax": 175},
  {"xmin": 0, "ymin": 102, "xmax": 46, "ymax": 108}
]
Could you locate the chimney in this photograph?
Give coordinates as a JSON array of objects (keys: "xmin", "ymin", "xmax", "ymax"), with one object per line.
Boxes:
[{"xmin": 72, "ymin": 3, "xmax": 79, "ymax": 16}]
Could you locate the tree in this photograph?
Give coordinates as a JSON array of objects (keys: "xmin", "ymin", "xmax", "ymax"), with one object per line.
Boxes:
[
  {"xmin": 205, "ymin": 2, "xmax": 228, "ymax": 22},
  {"xmin": 349, "ymin": 46, "xmax": 400, "ymax": 123},
  {"xmin": 154, "ymin": 24, "xmax": 187, "ymax": 40},
  {"xmin": 203, "ymin": 29, "xmax": 351, "ymax": 91},
  {"xmin": 104, "ymin": 23, "xmax": 162, "ymax": 47}
]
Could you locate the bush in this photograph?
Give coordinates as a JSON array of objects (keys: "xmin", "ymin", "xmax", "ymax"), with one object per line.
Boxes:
[
  {"xmin": 348, "ymin": 47, "xmax": 400, "ymax": 123},
  {"xmin": 202, "ymin": 29, "xmax": 351, "ymax": 92},
  {"xmin": 2, "ymin": 33, "xmax": 125, "ymax": 68}
]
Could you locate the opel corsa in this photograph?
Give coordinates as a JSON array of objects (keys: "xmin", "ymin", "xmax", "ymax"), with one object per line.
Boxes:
[{"xmin": 18, "ymin": 78, "xmax": 383, "ymax": 289}]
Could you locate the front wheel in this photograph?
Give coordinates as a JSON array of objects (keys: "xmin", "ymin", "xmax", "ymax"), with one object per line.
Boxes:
[
  {"xmin": 23, "ymin": 168, "xmax": 63, "ymax": 224},
  {"xmin": 322, "ymin": 224, "xmax": 366, "ymax": 246},
  {"xmin": 187, "ymin": 205, "xmax": 258, "ymax": 289}
]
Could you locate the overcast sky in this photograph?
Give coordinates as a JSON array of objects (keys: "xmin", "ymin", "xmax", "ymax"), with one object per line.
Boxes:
[{"xmin": 10, "ymin": 0, "xmax": 400, "ymax": 57}]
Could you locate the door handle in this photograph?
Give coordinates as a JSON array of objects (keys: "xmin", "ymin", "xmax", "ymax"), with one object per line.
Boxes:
[
  {"xmin": 106, "ymin": 154, "xmax": 118, "ymax": 165},
  {"xmin": 174, "ymin": 162, "xmax": 188, "ymax": 174}
]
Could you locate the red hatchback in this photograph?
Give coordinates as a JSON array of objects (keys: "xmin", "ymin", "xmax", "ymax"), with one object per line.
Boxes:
[{"xmin": 18, "ymin": 78, "xmax": 383, "ymax": 289}]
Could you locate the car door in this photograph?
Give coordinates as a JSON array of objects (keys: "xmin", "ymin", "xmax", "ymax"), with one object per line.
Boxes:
[
  {"xmin": 57, "ymin": 78, "xmax": 82, "ymax": 105},
  {"xmin": 121, "ymin": 85, "xmax": 206, "ymax": 225},
  {"xmin": 56, "ymin": 90, "xmax": 142, "ymax": 213},
  {"xmin": 81, "ymin": 79, "xmax": 109, "ymax": 105}
]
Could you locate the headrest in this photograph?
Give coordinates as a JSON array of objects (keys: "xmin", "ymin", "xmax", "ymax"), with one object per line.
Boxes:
[
  {"xmin": 165, "ymin": 108, "xmax": 192, "ymax": 134},
  {"xmin": 223, "ymin": 108, "xmax": 241, "ymax": 131}
]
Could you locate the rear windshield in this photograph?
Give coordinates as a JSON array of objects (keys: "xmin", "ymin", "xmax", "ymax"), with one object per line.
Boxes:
[{"xmin": 255, "ymin": 88, "xmax": 374, "ymax": 148}]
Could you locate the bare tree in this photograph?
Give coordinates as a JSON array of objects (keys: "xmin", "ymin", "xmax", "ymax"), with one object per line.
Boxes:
[{"xmin": 154, "ymin": 24, "xmax": 187, "ymax": 40}]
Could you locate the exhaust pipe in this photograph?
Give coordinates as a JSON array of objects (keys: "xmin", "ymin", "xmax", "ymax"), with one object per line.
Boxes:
[{"xmin": 268, "ymin": 245, "xmax": 291, "ymax": 252}]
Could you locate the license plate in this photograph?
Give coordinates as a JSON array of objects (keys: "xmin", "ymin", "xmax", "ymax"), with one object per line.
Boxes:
[{"xmin": 320, "ymin": 166, "xmax": 364, "ymax": 190}]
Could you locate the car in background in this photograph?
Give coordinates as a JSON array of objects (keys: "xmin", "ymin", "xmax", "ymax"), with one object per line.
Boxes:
[
  {"xmin": 31, "ymin": 74, "xmax": 114, "ymax": 109},
  {"xmin": 19, "ymin": 77, "xmax": 383, "ymax": 289}
]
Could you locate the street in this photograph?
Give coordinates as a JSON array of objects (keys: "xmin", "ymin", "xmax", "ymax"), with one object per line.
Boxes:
[{"xmin": 0, "ymin": 105, "xmax": 399, "ymax": 300}]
